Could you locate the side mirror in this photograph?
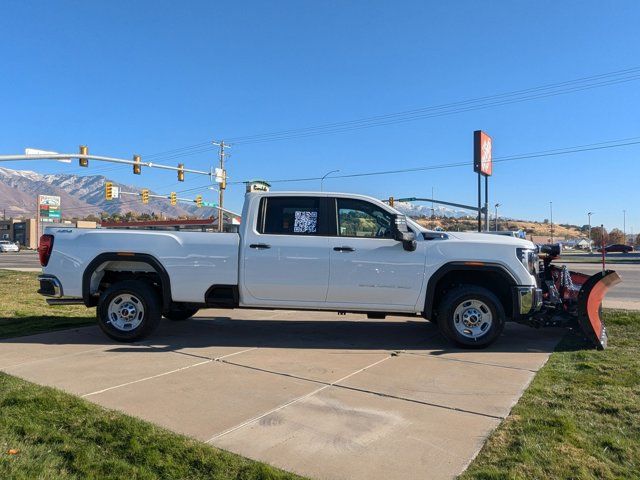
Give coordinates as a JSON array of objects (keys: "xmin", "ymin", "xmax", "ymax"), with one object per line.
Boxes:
[{"xmin": 393, "ymin": 214, "xmax": 417, "ymax": 251}]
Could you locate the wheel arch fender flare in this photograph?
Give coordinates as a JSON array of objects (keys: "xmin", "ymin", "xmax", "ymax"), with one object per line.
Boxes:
[
  {"xmin": 82, "ymin": 252, "xmax": 172, "ymax": 310},
  {"xmin": 423, "ymin": 261, "xmax": 518, "ymax": 319}
]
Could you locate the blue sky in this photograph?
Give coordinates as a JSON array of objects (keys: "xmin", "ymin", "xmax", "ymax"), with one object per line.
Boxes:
[{"xmin": 1, "ymin": 0, "xmax": 639, "ymax": 231}]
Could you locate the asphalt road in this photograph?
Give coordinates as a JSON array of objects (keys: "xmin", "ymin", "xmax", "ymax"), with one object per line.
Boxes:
[
  {"xmin": 557, "ymin": 262, "xmax": 639, "ymax": 310},
  {"xmin": 1, "ymin": 251, "xmax": 636, "ymax": 308},
  {"xmin": 0, "ymin": 250, "xmax": 41, "ymax": 271}
]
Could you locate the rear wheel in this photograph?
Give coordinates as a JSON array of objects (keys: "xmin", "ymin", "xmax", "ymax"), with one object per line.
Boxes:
[
  {"xmin": 164, "ymin": 306, "xmax": 199, "ymax": 321},
  {"xmin": 97, "ymin": 280, "xmax": 161, "ymax": 342},
  {"xmin": 437, "ymin": 285, "xmax": 505, "ymax": 348}
]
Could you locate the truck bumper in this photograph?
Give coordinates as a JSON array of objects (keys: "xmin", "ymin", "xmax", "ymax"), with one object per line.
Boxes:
[
  {"xmin": 37, "ymin": 275, "xmax": 63, "ymax": 298},
  {"xmin": 515, "ymin": 286, "xmax": 543, "ymax": 317}
]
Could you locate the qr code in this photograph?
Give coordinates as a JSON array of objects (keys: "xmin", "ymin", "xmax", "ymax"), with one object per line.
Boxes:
[{"xmin": 294, "ymin": 210, "xmax": 318, "ymax": 233}]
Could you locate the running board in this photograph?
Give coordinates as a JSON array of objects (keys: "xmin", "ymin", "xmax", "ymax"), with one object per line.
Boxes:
[{"xmin": 46, "ymin": 298, "xmax": 85, "ymax": 306}]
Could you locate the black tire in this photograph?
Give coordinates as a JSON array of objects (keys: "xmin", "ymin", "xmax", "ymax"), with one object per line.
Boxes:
[
  {"xmin": 164, "ymin": 306, "xmax": 199, "ymax": 321},
  {"xmin": 97, "ymin": 280, "xmax": 162, "ymax": 342},
  {"xmin": 436, "ymin": 285, "xmax": 505, "ymax": 349}
]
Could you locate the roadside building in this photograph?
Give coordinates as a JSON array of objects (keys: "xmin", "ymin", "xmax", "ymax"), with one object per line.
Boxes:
[
  {"xmin": 0, "ymin": 218, "xmax": 97, "ymax": 249},
  {"xmin": 0, "ymin": 218, "xmax": 38, "ymax": 249}
]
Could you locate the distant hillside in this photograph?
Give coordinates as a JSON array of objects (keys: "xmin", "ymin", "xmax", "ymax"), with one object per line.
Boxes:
[
  {"xmin": 414, "ymin": 216, "xmax": 584, "ymax": 238},
  {"xmin": 0, "ymin": 167, "xmax": 219, "ymax": 220}
]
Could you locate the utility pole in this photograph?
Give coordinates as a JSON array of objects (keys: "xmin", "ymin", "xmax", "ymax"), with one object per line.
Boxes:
[
  {"xmin": 623, "ymin": 209, "xmax": 626, "ymax": 245},
  {"xmin": 213, "ymin": 140, "xmax": 229, "ymax": 232},
  {"xmin": 494, "ymin": 203, "xmax": 500, "ymax": 231},
  {"xmin": 588, "ymin": 212, "xmax": 594, "ymax": 252},
  {"xmin": 550, "ymin": 201, "xmax": 554, "ymax": 243}
]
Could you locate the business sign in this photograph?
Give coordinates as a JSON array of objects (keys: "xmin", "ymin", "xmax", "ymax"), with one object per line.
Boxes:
[
  {"xmin": 246, "ymin": 180, "xmax": 271, "ymax": 193},
  {"xmin": 473, "ymin": 130, "xmax": 493, "ymax": 176},
  {"xmin": 38, "ymin": 195, "xmax": 61, "ymax": 237}
]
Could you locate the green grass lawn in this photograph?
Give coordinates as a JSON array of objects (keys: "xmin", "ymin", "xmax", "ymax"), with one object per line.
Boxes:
[
  {"xmin": 0, "ymin": 271, "xmax": 303, "ymax": 480},
  {"xmin": 0, "ymin": 270, "xmax": 95, "ymax": 339},
  {"xmin": 462, "ymin": 309, "xmax": 640, "ymax": 479}
]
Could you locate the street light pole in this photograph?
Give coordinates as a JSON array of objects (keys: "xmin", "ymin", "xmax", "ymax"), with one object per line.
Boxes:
[
  {"xmin": 588, "ymin": 212, "xmax": 594, "ymax": 252},
  {"xmin": 320, "ymin": 169, "xmax": 339, "ymax": 192},
  {"xmin": 623, "ymin": 209, "xmax": 627, "ymax": 245},
  {"xmin": 494, "ymin": 203, "xmax": 500, "ymax": 231}
]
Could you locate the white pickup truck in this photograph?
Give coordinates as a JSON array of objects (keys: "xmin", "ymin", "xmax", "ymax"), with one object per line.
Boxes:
[{"xmin": 37, "ymin": 191, "xmax": 620, "ymax": 349}]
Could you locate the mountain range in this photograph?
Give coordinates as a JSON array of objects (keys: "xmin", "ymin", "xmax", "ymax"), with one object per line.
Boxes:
[
  {"xmin": 0, "ymin": 167, "xmax": 218, "ymax": 219},
  {"xmin": 0, "ymin": 166, "xmax": 471, "ymax": 221}
]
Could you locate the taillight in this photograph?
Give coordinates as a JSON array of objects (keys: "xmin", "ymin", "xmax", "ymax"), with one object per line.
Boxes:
[{"xmin": 38, "ymin": 234, "xmax": 54, "ymax": 267}]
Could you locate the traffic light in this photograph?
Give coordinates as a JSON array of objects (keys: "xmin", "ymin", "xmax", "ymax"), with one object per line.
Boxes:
[
  {"xmin": 79, "ymin": 145, "xmax": 88, "ymax": 167},
  {"xmin": 177, "ymin": 163, "xmax": 185, "ymax": 182},
  {"xmin": 195, "ymin": 195, "xmax": 202, "ymax": 208},
  {"xmin": 388, "ymin": 197, "xmax": 394, "ymax": 207},
  {"xmin": 105, "ymin": 182, "xmax": 113, "ymax": 200},
  {"xmin": 141, "ymin": 189, "xmax": 149, "ymax": 204},
  {"xmin": 220, "ymin": 170, "xmax": 227, "ymax": 190},
  {"xmin": 170, "ymin": 192, "xmax": 177, "ymax": 206},
  {"xmin": 133, "ymin": 155, "xmax": 141, "ymax": 175}
]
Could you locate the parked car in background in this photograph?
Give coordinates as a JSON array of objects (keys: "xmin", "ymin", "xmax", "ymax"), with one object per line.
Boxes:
[
  {"xmin": 0, "ymin": 240, "xmax": 19, "ymax": 253},
  {"xmin": 597, "ymin": 244, "xmax": 634, "ymax": 253}
]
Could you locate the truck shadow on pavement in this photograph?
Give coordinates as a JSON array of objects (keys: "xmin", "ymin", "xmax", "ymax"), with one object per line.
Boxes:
[{"xmin": 1, "ymin": 316, "xmax": 567, "ymax": 355}]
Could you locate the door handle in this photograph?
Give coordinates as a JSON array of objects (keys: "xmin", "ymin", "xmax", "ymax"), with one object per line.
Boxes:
[
  {"xmin": 249, "ymin": 243, "xmax": 271, "ymax": 249},
  {"xmin": 333, "ymin": 246, "xmax": 355, "ymax": 252}
]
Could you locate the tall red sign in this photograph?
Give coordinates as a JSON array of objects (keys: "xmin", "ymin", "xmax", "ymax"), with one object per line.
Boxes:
[{"xmin": 474, "ymin": 130, "xmax": 492, "ymax": 176}]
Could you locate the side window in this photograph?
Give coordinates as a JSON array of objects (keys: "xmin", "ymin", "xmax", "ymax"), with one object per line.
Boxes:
[
  {"xmin": 261, "ymin": 197, "xmax": 321, "ymax": 235},
  {"xmin": 337, "ymin": 198, "xmax": 394, "ymax": 239}
]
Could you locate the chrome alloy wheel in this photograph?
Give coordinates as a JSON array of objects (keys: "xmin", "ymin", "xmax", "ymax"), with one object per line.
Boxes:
[
  {"xmin": 452, "ymin": 299, "xmax": 493, "ymax": 339},
  {"xmin": 107, "ymin": 293, "xmax": 145, "ymax": 331}
]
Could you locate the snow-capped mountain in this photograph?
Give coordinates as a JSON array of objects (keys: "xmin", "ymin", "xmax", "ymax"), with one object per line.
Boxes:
[
  {"xmin": 0, "ymin": 167, "xmax": 218, "ymax": 219},
  {"xmin": 393, "ymin": 200, "xmax": 471, "ymax": 218}
]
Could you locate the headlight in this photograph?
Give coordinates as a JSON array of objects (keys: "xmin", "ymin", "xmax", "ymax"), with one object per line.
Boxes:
[{"xmin": 517, "ymin": 248, "xmax": 538, "ymax": 274}]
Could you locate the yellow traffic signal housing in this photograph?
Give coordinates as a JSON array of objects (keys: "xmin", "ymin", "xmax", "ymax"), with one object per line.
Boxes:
[
  {"xmin": 141, "ymin": 189, "xmax": 149, "ymax": 204},
  {"xmin": 220, "ymin": 170, "xmax": 227, "ymax": 190},
  {"xmin": 170, "ymin": 192, "xmax": 177, "ymax": 206},
  {"xmin": 388, "ymin": 196, "xmax": 394, "ymax": 207},
  {"xmin": 195, "ymin": 195, "xmax": 202, "ymax": 208},
  {"xmin": 133, "ymin": 155, "xmax": 142, "ymax": 175},
  {"xmin": 79, "ymin": 145, "xmax": 88, "ymax": 167},
  {"xmin": 105, "ymin": 182, "xmax": 113, "ymax": 201},
  {"xmin": 177, "ymin": 163, "xmax": 185, "ymax": 182}
]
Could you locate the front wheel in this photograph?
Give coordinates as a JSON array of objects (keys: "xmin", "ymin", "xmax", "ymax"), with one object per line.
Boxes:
[
  {"xmin": 437, "ymin": 285, "xmax": 505, "ymax": 349},
  {"xmin": 97, "ymin": 280, "xmax": 162, "ymax": 342}
]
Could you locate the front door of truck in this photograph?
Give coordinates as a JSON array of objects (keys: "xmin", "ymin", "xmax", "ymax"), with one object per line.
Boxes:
[
  {"xmin": 242, "ymin": 196, "xmax": 330, "ymax": 303},
  {"xmin": 326, "ymin": 197, "xmax": 425, "ymax": 309}
]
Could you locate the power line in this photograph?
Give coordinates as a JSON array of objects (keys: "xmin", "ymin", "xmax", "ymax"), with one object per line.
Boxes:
[
  {"xmin": 230, "ymin": 135, "xmax": 640, "ymax": 185},
  {"xmin": 141, "ymin": 66, "xmax": 640, "ymax": 161}
]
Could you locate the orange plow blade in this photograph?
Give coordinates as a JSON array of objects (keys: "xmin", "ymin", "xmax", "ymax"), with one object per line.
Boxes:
[{"xmin": 576, "ymin": 270, "xmax": 622, "ymax": 350}]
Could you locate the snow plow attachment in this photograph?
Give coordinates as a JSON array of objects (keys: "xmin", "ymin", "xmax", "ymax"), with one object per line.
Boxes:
[{"xmin": 576, "ymin": 270, "xmax": 622, "ymax": 350}]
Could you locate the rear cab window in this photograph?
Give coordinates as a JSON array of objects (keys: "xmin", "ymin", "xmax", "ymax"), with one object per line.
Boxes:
[{"xmin": 258, "ymin": 196, "xmax": 327, "ymax": 235}]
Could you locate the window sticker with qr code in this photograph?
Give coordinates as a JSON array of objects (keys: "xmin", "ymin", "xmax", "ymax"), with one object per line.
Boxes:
[{"xmin": 293, "ymin": 210, "xmax": 318, "ymax": 233}]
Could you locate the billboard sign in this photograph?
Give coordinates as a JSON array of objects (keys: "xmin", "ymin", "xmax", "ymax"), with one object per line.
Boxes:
[
  {"xmin": 473, "ymin": 130, "xmax": 493, "ymax": 176},
  {"xmin": 38, "ymin": 195, "xmax": 61, "ymax": 237}
]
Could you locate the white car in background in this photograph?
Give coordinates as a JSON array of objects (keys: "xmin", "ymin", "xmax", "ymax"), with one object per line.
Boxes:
[{"xmin": 0, "ymin": 240, "xmax": 19, "ymax": 253}]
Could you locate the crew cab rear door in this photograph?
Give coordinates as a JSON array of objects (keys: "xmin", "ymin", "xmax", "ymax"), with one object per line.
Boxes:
[
  {"xmin": 242, "ymin": 195, "xmax": 330, "ymax": 303},
  {"xmin": 326, "ymin": 197, "xmax": 426, "ymax": 309}
]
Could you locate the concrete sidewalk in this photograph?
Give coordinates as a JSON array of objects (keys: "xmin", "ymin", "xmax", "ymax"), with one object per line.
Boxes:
[{"xmin": 0, "ymin": 310, "xmax": 562, "ymax": 480}]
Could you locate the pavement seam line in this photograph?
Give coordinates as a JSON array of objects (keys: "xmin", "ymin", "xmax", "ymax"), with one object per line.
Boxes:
[
  {"xmin": 206, "ymin": 354, "xmax": 393, "ymax": 443},
  {"xmin": 81, "ymin": 347, "xmax": 258, "ymax": 397},
  {"xmin": 219, "ymin": 357, "xmax": 504, "ymax": 419},
  {"xmin": 402, "ymin": 351, "xmax": 538, "ymax": 373}
]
